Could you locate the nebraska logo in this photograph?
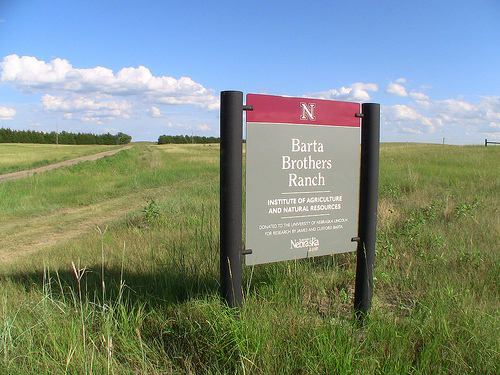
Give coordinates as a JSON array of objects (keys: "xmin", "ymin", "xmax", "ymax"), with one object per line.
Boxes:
[
  {"xmin": 300, "ymin": 102, "xmax": 316, "ymax": 121},
  {"xmin": 290, "ymin": 237, "xmax": 320, "ymax": 250}
]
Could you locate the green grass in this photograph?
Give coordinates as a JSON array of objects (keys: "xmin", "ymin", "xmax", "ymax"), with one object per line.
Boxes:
[
  {"xmin": 0, "ymin": 143, "xmax": 122, "ymax": 174},
  {"xmin": 0, "ymin": 143, "xmax": 499, "ymax": 374}
]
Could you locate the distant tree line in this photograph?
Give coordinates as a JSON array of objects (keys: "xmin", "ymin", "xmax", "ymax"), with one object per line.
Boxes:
[
  {"xmin": 157, "ymin": 134, "xmax": 220, "ymax": 144},
  {"xmin": 0, "ymin": 128, "xmax": 132, "ymax": 145}
]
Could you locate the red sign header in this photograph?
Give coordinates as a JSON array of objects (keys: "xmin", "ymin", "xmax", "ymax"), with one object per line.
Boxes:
[{"xmin": 246, "ymin": 93, "xmax": 361, "ymax": 127}]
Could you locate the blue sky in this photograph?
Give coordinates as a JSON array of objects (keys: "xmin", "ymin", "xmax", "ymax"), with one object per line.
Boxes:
[{"xmin": 1, "ymin": 0, "xmax": 499, "ymax": 143}]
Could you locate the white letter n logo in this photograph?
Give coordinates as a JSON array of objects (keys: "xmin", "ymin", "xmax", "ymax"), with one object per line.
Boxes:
[{"xmin": 300, "ymin": 102, "xmax": 316, "ymax": 121}]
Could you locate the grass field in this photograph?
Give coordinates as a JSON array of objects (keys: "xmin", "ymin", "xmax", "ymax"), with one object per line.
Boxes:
[
  {"xmin": 0, "ymin": 143, "xmax": 122, "ymax": 174},
  {"xmin": 0, "ymin": 143, "xmax": 499, "ymax": 374}
]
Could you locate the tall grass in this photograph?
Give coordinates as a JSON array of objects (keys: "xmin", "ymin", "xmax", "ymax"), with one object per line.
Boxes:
[{"xmin": 0, "ymin": 143, "xmax": 499, "ymax": 374}]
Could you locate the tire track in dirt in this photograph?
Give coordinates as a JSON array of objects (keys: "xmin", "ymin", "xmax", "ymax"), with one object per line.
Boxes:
[
  {"xmin": 0, "ymin": 144, "xmax": 164, "ymax": 264},
  {"xmin": 0, "ymin": 145, "xmax": 134, "ymax": 183},
  {"xmin": 0, "ymin": 186, "xmax": 167, "ymax": 264}
]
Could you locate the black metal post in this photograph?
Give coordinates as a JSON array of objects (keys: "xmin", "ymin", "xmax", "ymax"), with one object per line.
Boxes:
[
  {"xmin": 220, "ymin": 91, "xmax": 244, "ymax": 309},
  {"xmin": 354, "ymin": 103, "xmax": 380, "ymax": 318}
]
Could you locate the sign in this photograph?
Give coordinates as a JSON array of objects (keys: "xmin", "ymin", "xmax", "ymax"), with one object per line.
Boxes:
[{"xmin": 245, "ymin": 94, "xmax": 361, "ymax": 265}]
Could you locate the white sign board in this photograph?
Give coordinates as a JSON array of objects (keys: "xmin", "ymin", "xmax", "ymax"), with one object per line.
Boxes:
[{"xmin": 245, "ymin": 94, "xmax": 361, "ymax": 265}]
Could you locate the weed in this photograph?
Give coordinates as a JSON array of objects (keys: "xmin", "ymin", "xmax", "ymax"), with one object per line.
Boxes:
[{"xmin": 142, "ymin": 198, "xmax": 161, "ymax": 227}]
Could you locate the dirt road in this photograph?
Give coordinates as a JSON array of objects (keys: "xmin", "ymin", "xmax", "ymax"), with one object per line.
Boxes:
[
  {"xmin": 0, "ymin": 144, "xmax": 146, "ymax": 263},
  {"xmin": 0, "ymin": 144, "xmax": 134, "ymax": 183},
  {"xmin": 0, "ymin": 187, "xmax": 163, "ymax": 263}
]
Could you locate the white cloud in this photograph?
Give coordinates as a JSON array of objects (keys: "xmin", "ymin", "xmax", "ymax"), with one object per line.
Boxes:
[
  {"xmin": 383, "ymin": 94, "xmax": 500, "ymax": 138},
  {"xmin": 428, "ymin": 96, "xmax": 500, "ymax": 134},
  {"xmin": 150, "ymin": 106, "xmax": 163, "ymax": 118},
  {"xmin": 385, "ymin": 80, "xmax": 429, "ymax": 100},
  {"xmin": 0, "ymin": 106, "xmax": 15, "ymax": 121},
  {"xmin": 385, "ymin": 82, "xmax": 408, "ymax": 97},
  {"xmin": 0, "ymin": 54, "xmax": 219, "ymax": 123},
  {"xmin": 479, "ymin": 96, "xmax": 500, "ymax": 127},
  {"xmin": 177, "ymin": 123, "xmax": 191, "ymax": 130},
  {"xmin": 434, "ymin": 99, "xmax": 476, "ymax": 119},
  {"xmin": 28, "ymin": 120, "xmax": 42, "ymax": 127},
  {"xmin": 41, "ymin": 94, "xmax": 132, "ymax": 124},
  {"xmin": 351, "ymin": 82, "xmax": 378, "ymax": 92},
  {"xmin": 415, "ymin": 100, "xmax": 431, "ymax": 109},
  {"xmin": 409, "ymin": 91, "xmax": 430, "ymax": 100},
  {"xmin": 198, "ymin": 124, "xmax": 210, "ymax": 131},
  {"xmin": 382, "ymin": 104, "xmax": 442, "ymax": 134},
  {"xmin": 308, "ymin": 82, "xmax": 378, "ymax": 102}
]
